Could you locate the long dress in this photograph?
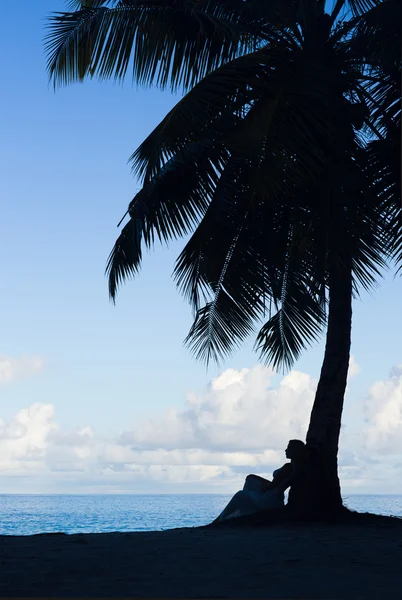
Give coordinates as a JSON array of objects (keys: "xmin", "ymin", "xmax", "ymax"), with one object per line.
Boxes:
[{"xmin": 217, "ymin": 465, "xmax": 293, "ymax": 521}]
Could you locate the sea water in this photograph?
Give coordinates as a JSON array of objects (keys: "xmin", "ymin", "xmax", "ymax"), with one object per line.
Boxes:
[{"xmin": 0, "ymin": 494, "xmax": 400, "ymax": 536}]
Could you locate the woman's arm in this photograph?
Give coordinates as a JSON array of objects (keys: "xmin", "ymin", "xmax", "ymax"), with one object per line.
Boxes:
[{"xmin": 267, "ymin": 463, "xmax": 293, "ymax": 490}]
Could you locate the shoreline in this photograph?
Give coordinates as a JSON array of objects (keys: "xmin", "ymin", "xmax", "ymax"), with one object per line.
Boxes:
[{"xmin": 1, "ymin": 513, "xmax": 401, "ymax": 598}]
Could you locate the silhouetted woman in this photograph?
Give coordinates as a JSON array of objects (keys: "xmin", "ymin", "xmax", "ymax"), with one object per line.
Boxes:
[{"xmin": 217, "ymin": 439, "xmax": 306, "ymax": 521}]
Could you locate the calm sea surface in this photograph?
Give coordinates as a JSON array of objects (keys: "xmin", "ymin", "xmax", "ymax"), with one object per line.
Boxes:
[{"xmin": 0, "ymin": 494, "xmax": 400, "ymax": 536}]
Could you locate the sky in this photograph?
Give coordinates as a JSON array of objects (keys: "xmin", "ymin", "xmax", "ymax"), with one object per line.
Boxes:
[{"xmin": 0, "ymin": 1, "xmax": 401, "ymax": 495}]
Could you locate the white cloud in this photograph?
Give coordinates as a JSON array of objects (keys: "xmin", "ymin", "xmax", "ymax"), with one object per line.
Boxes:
[
  {"xmin": 120, "ymin": 365, "xmax": 315, "ymax": 453},
  {"xmin": 1, "ymin": 361, "xmax": 402, "ymax": 493},
  {"xmin": 0, "ymin": 365, "xmax": 316, "ymax": 490},
  {"xmin": 348, "ymin": 355, "xmax": 360, "ymax": 379},
  {"xmin": 363, "ymin": 365, "xmax": 402, "ymax": 455},
  {"xmin": 0, "ymin": 355, "xmax": 44, "ymax": 385},
  {"xmin": 0, "ymin": 403, "xmax": 56, "ymax": 473}
]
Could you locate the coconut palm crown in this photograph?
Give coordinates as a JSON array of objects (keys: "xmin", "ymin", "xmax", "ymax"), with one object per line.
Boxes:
[{"xmin": 46, "ymin": 0, "xmax": 400, "ymax": 370}]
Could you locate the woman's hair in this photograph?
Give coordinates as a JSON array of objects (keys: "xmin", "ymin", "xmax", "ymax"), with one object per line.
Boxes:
[{"xmin": 288, "ymin": 439, "xmax": 306, "ymax": 451}]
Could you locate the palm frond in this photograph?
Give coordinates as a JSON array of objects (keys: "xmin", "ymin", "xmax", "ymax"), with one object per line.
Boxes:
[
  {"xmin": 363, "ymin": 71, "xmax": 401, "ymax": 136},
  {"xmin": 129, "ymin": 45, "xmax": 295, "ymax": 180},
  {"xmin": 255, "ymin": 272, "xmax": 326, "ymax": 371},
  {"xmin": 65, "ymin": 0, "xmax": 113, "ymax": 10},
  {"xmin": 130, "ymin": 33, "xmax": 349, "ymax": 185},
  {"xmin": 46, "ymin": 1, "xmax": 261, "ymax": 90},
  {"xmin": 176, "ymin": 158, "xmax": 284, "ymax": 362},
  {"xmin": 183, "ymin": 216, "xmax": 262, "ymax": 365},
  {"xmin": 365, "ymin": 123, "xmax": 402, "ymax": 270},
  {"xmin": 352, "ymin": 0, "xmax": 401, "ymax": 69},
  {"xmin": 173, "ymin": 157, "xmax": 243, "ymax": 313},
  {"xmin": 330, "ymin": 0, "xmax": 347, "ymax": 24},
  {"xmin": 106, "ymin": 216, "xmax": 143, "ymax": 300},
  {"xmin": 106, "ymin": 140, "xmax": 228, "ymax": 299},
  {"xmin": 184, "ymin": 288, "xmax": 256, "ymax": 365},
  {"xmin": 176, "ymin": 151, "xmax": 328, "ymax": 366},
  {"xmin": 345, "ymin": 0, "xmax": 379, "ymax": 17}
]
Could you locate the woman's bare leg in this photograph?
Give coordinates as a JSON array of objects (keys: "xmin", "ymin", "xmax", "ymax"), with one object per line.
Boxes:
[
  {"xmin": 217, "ymin": 490, "xmax": 262, "ymax": 521},
  {"xmin": 243, "ymin": 474, "xmax": 271, "ymax": 492}
]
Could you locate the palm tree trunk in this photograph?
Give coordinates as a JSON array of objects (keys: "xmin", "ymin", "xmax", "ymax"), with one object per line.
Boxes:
[{"xmin": 288, "ymin": 258, "xmax": 352, "ymax": 517}]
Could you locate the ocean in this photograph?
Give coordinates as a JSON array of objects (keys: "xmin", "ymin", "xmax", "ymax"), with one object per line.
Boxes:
[{"xmin": 0, "ymin": 494, "xmax": 401, "ymax": 536}]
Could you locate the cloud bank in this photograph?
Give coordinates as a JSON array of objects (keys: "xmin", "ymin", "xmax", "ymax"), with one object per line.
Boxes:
[{"xmin": 1, "ymin": 356, "xmax": 402, "ymax": 493}]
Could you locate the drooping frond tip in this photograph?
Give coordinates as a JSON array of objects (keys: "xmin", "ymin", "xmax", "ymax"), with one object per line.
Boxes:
[{"xmin": 105, "ymin": 218, "xmax": 143, "ymax": 302}]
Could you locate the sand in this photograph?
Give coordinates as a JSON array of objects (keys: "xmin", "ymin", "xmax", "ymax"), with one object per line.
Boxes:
[{"xmin": 1, "ymin": 516, "xmax": 401, "ymax": 598}]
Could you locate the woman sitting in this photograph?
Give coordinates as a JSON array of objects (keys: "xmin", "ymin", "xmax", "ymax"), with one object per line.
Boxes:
[{"xmin": 216, "ymin": 439, "xmax": 306, "ymax": 521}]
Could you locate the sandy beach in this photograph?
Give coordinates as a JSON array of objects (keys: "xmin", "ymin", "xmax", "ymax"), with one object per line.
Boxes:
[{"xmin": 1, "ymin": 515, "xmax": 401, "ymax": 598}]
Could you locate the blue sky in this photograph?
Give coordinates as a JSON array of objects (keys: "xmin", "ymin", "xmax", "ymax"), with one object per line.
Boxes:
[{"xmin": 0, "ymin": 1, "xmax": 401, "ymax": 494}]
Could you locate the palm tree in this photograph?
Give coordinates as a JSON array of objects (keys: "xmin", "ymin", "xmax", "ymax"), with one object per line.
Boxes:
[{"xmin": 46, "ymin": 0, "xmax": 401, "ymax": 517}]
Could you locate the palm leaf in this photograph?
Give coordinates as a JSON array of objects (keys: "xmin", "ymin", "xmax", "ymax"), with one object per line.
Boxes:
[
  {"xmin": 173, "ymin": 157, "xmax": 244, "ymax": 313},
  {"xmin": 106, "ymin": 140, "xmax": 229, "ymax": 298},
  {"xmin": 176, "ymin": 157, "xmax": 323, "ymax": 365},
  {"xmin": 106, "ymin": 217, "xmax": 143, "ymax": 300},
  {"xmin": 65, "ymin": 1, "xmax": 113, "ymax": 9},
  {"xmin": 46, "ymin": 1, "xmax": 261, "ymax": 90},
  {"xmin": 175, "ymin": 153, "xmax": 295, "ymax": 362},
  {"xmin": 252, "ymin": 195, "xmax": 326, "ymax": 370},
  {"xmin": 353, "ymin": 0, "xmax": 401, "ymax": 68},
  {"xmin": 130, "ymin": 32, "xmax": 348, "ymax": 185},
  {"xmin": 255, "ymin": 279, "xmax": 325, "ymax": 371},
  {"xmin": 365, "ymin": 123, "xmax": 401, "ymax": 269},
  {"xmin": 129, "ymin": 45, "xmax": 295, "ymax": 180},
  {"xmin": 345, "ymin": 0, "xmax": 379, "ymax": 16}
]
